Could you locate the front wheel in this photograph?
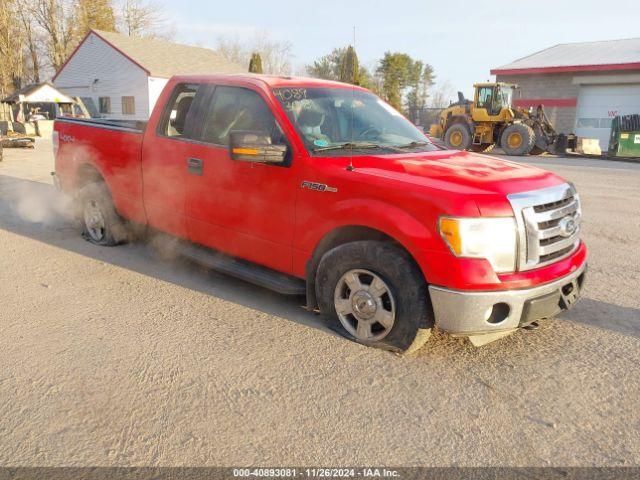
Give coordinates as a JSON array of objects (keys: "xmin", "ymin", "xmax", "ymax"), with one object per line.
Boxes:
[
  {"xmin": 500, "ymin": 123, "xmax": 535, "ymax": 155},
  {"xmin": 315, "ymin": 241, "xmax": 433, "ymax": 353}
]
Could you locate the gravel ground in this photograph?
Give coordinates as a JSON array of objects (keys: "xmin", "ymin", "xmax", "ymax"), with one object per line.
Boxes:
[{"xmin": 0, "ymin": 140, "xmax": 638, "ymax": 467}]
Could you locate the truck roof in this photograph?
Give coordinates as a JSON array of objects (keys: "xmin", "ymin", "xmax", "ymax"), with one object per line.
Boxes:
[{"xmin": 169, "ymin": 73, "xmax": 370, "ymax": 91}]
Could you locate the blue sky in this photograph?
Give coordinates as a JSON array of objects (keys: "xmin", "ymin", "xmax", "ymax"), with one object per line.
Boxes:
[{"xmin": 164, "ymin": 0, "xmax": 640, "ymax": 98}]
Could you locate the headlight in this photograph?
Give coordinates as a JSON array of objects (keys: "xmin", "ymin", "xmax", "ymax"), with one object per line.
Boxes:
[{"xmin": 439, "ymin": 217, "xmax": 517, "ymax": 273}]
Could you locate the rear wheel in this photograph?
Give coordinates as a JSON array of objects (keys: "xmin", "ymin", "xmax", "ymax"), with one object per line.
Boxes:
[
  {"xmin": 315, "ymin": 241, "xmax": 433, "ymax": 353},
  {"xmin": 500, "ymin": 123, "xmax": 535, "ymax": 155},
  {"xmin": 444, "ymin": 124, "xmax": 472, "ymax": 150},
  {"xmin": 77, "ymin": 183, "xmax": 129, "ymax": 246}
]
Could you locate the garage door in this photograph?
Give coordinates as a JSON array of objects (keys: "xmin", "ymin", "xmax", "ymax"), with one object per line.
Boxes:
[{"xmin": 575, "ymin": 84, "xmax": 640, "ymax": 150}]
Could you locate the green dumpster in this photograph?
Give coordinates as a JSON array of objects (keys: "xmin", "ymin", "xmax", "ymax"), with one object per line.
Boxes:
[{"xmin": 608, "ymin": 114, "xmax": 640, "ymax": 158}]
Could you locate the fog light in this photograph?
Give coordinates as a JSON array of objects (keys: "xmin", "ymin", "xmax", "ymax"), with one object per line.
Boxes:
[{"xmin": 484, "ymin": 303, "xmax": 510, "ymax": 324}]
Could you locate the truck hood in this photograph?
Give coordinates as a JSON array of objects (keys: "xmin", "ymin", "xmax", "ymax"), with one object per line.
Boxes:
[{"xmin": 351, "ymin": 149, "xmax": 564, "ymax": 197}]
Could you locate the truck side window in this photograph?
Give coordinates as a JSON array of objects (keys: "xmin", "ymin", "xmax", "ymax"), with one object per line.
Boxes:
[
  {"xmin": 198, "ymin": 86, "xmax": 285, "ymax": 146},
  {"xmin": 160, "ymin": 83, "xmax": 200, "ymax": 138}
]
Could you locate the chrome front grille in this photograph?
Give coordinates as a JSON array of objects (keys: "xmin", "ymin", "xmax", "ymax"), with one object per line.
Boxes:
[{"xmin": 508, "ymin": 183, "xmax": 581, "ymax": 271}]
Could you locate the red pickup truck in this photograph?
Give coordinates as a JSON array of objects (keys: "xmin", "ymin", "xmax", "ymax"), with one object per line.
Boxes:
[{"xmin": 53, "ymin": 75, "xmax": 586, "ymax": 352}]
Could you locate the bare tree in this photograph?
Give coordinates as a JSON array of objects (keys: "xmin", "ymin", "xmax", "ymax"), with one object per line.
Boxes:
[
  {"xmin": 31, "ymin": 0, "xmax": 75, "ymax": 71},
  {"xmin": 118, "ymin": 0, "xmax": 174, "ymax": 39},
  {"xmin": 17, "ymin": 2, "xmax": 41, "ymax": 83},
  {"xmin": 428, "ymin": 80, "xmax": 456, "ymax": 108},
  {"xmin": 0, "ymin": 0, "xmax": 25, "ymax": 95},
  {"xmin": 215, "ymin": 31, "xmax": 293, "ymax": 76},
  {"xmin": 73, "ymin": 0, "xmax": 117, "ymax": 39}
]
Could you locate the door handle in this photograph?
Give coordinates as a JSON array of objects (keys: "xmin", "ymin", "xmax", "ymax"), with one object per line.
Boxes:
[{"xmin": 187, "ymin": 157, "xmax": 203, "ymax": 176}]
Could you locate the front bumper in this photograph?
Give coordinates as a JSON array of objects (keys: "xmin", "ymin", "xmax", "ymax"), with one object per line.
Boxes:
[{"xmin": 428, "ymin": 261, "xmax": 587, "ymax": 336}]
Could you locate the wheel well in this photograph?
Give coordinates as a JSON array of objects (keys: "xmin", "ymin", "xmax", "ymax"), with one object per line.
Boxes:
[
  {"xmin": 444, "ymin": 116, "xmax": 473, "ymax": 135},
  {"xmin": 495, "ymin": 122, "xmax": 513, "ymax": 144},
  {"xmin": 75, "ymin": 164, "xmax": 105, "ymax": 191},
  {"xmin": 305, "ymin": 226, "xmax": 424, "ymax": 310}
]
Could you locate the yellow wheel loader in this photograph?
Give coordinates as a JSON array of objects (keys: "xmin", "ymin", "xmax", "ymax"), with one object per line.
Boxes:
[{"xmin": 429, "ymin": 83, "xmax": 563, "ymax": 156}]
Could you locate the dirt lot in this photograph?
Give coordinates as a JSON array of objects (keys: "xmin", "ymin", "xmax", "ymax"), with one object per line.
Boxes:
[{"xmin": 0, "ymin": 140, "xmax": 639, "ymax": 467}]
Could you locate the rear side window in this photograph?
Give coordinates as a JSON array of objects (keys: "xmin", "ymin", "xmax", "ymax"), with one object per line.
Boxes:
[
  {"xmin": 159, "ymin": 83, "xmax": 200, "ymax": 138},
  {"xmin": 197, "ymin": 86, "xmax": 285, "ymax": 146}
]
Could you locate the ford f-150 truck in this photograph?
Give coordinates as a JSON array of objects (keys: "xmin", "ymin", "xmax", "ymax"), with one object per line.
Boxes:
[{"xmin": 53, "ymin": 75, "xmax": 587, "ymax": 352}]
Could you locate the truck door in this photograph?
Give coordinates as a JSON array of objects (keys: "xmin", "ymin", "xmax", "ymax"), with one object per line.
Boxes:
[
  {"xmin": 184, "ymin": 84, "xmax": 298, "ymax": 275},
  {"xmin": 142, "ymin": 83, "xmax": 205, "ymax": 238}
]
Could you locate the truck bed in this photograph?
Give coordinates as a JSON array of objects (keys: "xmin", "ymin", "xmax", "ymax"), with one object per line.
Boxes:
[
  {"xmin": 54, "ymin": 116, "xmax": 147, "ymax": 225},
  {"xmin": 56, "ymin": 116, "xmax": 147, "ymax": 133}
]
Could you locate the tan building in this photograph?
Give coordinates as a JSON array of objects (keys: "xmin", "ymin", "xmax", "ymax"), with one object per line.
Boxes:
[{"xmin": 492, "ymin": 38, "xmax": 640, "ymax": 150}]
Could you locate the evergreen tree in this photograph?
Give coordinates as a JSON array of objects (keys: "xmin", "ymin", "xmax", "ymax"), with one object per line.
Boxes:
[
  {"xmin": 307, "ymin": 48, "xmax": 433, "ymax": 110},
  {"xmin": 376, "ymin": 52, "xmax": 413, "ymax": 111},
  {"xmin": 306, "ymin": 47, "xmax": 345, "ymax": 80},
  {"xmin": 339, "ymin": 45, "xmax": 359, "ymax": 85},
  {"xmin": 406, "ymin": 61, "xmax": 435, "ymax": 123},
  {"xmin": 376, "ymin": 52, "xmax": 434, "ymax": 116},
  {"xmin": 248, "ymin": 52, "xmax": 263, "ymax": 74}
]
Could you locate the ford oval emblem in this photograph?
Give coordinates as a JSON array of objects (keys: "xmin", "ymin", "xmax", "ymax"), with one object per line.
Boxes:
[{"xmin": 558, "ymin": 216, "xmax": 577, "ymax": 237}]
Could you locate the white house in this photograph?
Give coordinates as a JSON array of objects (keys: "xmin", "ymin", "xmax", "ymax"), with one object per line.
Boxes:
[{"xmin": 53, "ymin": 30, "xmax": 244, "ymax": 120}]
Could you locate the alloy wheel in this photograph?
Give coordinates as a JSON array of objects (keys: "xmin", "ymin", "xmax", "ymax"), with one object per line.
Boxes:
[{"xmin": 333, "ymin": 269, "xmax": 396, "ymax": 341}]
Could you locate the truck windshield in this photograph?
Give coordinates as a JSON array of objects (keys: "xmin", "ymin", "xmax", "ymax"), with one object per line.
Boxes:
[{"xmin": 272, "ymin": 87, "xmax": 437, "ymax": 155}]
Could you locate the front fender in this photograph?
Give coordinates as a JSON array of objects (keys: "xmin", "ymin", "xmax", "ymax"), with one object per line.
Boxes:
[{"xmin": 293, "ymin": 198, "xmax": 446, "ymax": 280}]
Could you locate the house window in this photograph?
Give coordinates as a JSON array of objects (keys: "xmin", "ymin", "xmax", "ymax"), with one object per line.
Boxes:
[
  {"xmin": 122, "ymin": 96, "xmax": 135, "ymax": 115},
  {"xmin": 98, "ymin": 97, "xmax": 111, "ymax": 114}
]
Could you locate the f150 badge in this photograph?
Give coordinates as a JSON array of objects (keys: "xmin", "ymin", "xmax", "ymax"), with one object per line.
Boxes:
[{"xmin": 301, "ymin": 181, "xmax": 338, "ymax": 193}]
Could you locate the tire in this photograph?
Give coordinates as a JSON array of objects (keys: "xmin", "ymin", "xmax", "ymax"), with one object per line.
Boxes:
[
  {"xmin": 470, "ymin": 143, "xmax": 495, "ymax": 153},
  {"xmin": 500, "ymin": 123, "xmax": 535, "ymax": 155},
  {"xmin": 315, "ymin": 241, "xmax": 433, "ymax": 353},
  {"xmin": 77, "ymin": 182, "xmax": 129, "ymax": 246},
  {"xmin": 444, "ymin": 124, "xmax": 472, "ymax": 150}
]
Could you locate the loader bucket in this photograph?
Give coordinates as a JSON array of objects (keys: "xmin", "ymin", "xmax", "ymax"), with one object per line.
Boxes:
[
  {"xmin": 429, "ymin": 124, "xmax": 443, "ymax": 138},
  {"xmin": 547, "ymin": 134, "xmax": 568, "ymax": 156}
]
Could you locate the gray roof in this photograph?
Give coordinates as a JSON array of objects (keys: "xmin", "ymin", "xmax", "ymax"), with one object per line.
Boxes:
[
  {"xmin": 492, "ymin": 37, "xmax": 640, "ymax": 72},
  {"xmin": 92, "ymin": 29, "xmax": 245, "ymax": 78}
]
